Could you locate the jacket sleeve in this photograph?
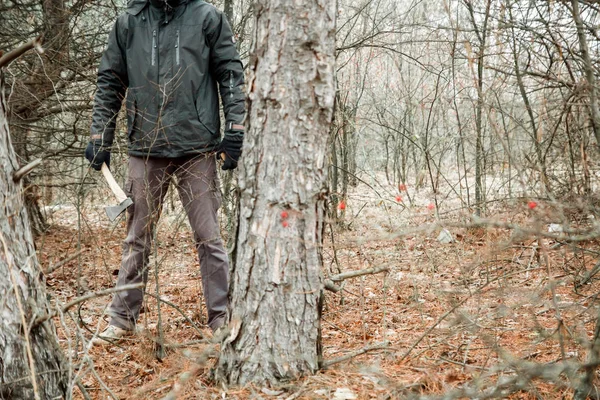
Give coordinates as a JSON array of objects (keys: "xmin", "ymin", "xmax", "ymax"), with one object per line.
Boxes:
[
  {"xmin": 90, "ymin": 16, "xmax": 129, "ymax": 146},
  {"xmin": 206, "ymin": 9, "xmax": 245, "ymax": 140}
]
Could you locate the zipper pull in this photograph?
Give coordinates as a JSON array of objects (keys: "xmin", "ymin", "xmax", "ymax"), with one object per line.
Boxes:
[{"xmin": 152, "ymin": 29, "xmax": 157, "ymax": 66}]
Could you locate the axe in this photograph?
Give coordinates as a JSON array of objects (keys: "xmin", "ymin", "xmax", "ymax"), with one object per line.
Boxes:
[{"xmin": 101, "ymin": 163, "xmax": 133, "ymax": 221}]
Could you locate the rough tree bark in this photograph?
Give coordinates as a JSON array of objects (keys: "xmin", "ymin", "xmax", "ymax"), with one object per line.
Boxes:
[
  {"xmin": 0, "ymin": 71, "xmax": 67, "ymax": 398},
  {"xmin": 8, "ymin": 0, "xmax": 70, "ymax": 235},
  {"xmin": 214, "ymin": 0, "xmax": 336, "ymax": 386}
]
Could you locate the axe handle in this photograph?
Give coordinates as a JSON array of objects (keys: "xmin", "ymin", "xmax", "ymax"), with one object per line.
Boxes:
[{"xmin": 101, "ymin": 163, "xmax": 128, "ymax": 203}]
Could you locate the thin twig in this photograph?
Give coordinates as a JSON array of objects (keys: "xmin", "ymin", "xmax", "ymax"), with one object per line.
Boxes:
[
  {"xmin": 432, "ymin": 356, "xmax": 489, "ymax": 371},
  {"xmin": 90, "ymin": 366, "xmax": 119, "ymax": 400},
  {"xmin": 145, "ymin": 292, "xmax": 209, "ymax": 341},
  {"xmin": 153, "ymin": 229, "xmax": 165, "ymax": 360},
  {"xmin": 31, "ymin": 283, "xmax": 144, "ymax": 327},
  {"xmin": 321, "ymin": 318, "xmax": 355, "ymax": 337},
  {"xmin": 75, "ymin": 379, "xmax": 92, "ymax": 400},
  {"xmin": 324, "ymin": 265, "xmax": 388, "ymax": 292},
  {"xmin": 322, "ymin": 341, "xmax": 390, "ymax": 368},
  {"xmin": 163, "ymin": 340, "xmax": 206, "ymax": 348},
  {"xmin": 45, "ymin": 248, "xmax": 87, "ymax": 274}
]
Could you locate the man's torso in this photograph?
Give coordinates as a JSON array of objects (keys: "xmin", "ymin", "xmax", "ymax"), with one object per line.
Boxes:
[{"xmin": 119, "ymin": 0, "xmax": 222, "ymax": 157}]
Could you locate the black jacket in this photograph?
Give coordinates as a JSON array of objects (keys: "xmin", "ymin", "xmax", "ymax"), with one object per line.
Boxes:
[{"xmin": 90, "ymin": 0, "xmax": 245, "ymax": 157}]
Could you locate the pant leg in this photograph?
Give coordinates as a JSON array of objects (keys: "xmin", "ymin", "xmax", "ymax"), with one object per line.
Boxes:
[
  {"xmin": 175, "ymin": 154, "xmax": 229, "ymax": 330},
  {"xmin": 108, "ymin": 156, "xmax": 172, "ymax": 330}
]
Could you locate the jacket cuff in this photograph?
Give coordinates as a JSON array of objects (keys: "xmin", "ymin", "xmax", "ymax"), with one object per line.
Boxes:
[
  {"xmin": 89, "ymin": 134, "xmax": 112, "ymax": 148},
  {"xmin": 224, "ymin": 130, "xmax": 244, "ymax": 142},
  {"xmin": 226, "ymin": 122, "xmax": 245, "ymax": 132},
  {"xmin": 224, "ymin": 122, "xmax": 244, "ymax": 142}
]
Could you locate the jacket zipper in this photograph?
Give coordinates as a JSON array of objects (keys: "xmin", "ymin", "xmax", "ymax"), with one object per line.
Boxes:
[
  {"xmin": 152, "ymin": 29, "xmax": 157, "ymax": 66},
  {"xmin": 175, "ymin": 29, "xmax": 180, "ymax": 65},
  {"xmin": 229, "ymin": 71, "xmax": 233, "ymax": 101}
]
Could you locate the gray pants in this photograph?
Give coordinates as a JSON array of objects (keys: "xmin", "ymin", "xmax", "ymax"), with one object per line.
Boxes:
[{"xmin": 107, "ymin": 154, "xmax": 228, "ymax": 331}]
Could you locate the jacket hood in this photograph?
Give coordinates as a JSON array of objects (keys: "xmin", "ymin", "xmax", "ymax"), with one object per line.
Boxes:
[
  {"xmin": 127, "ymin": 0, "xmax": 189, "ymax": 15},
  {"xmin": 126, "ymin": 0, "xmax": 147, "ymax": 15}
]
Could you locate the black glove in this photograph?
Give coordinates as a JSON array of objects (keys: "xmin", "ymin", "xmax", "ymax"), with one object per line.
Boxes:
[
  {"xmin": 85, "ymin": 140, "xmax": 110, "ymax": 171},
  {"xmin": 217, "ymin": 136, "xmax": 243, "ymax": 171}
]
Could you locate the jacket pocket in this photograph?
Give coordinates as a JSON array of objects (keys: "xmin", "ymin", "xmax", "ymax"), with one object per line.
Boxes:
[
  {"xmin": 193, "ymin": 85, "xmax": 220, "ymax": 136},
  {"xmin": 194, "ymin": 96, "xmax": 218, "ymax": 135},
  {"xmin": 212, "ymin": 170, "xmax": 222, "ymax": 211},
  {"xmin": 126, "ymin": 92, "xmax": 138, "ymax": 139},
  {"xmin": 124, "ymin": 178, "xmax": 134, "ymax": 199}
]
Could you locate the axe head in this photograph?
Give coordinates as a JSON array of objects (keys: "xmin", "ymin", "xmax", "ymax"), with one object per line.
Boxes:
[{"xmin": 105, "ymin": 197, "xmax": 133, "ymax": 221}]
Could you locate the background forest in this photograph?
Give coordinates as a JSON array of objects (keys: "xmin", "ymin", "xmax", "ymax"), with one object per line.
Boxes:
[{"xmin": 2, "ymin": 0, "xmax": 600, "ymax": 398}]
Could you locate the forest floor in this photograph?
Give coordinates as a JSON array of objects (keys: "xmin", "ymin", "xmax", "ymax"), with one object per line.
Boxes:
[{"xmin": 38, "ymin": 174, "xmax": 600, "ymax": 399}]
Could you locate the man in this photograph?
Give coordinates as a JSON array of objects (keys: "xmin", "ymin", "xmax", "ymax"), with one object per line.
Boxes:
[{"xmin": 85, "ymin": 0, "xmax": 245, "ymax": 344}]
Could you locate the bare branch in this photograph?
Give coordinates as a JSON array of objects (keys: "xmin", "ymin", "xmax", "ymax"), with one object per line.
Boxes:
[
  {"xmin": 0, "ymin": 36, "xmax": 43, "ymax": 68},
  {"xmin": 13, "ymin": 158, "xmax": 42, "ymax": 182},
  {"xmin": 329, "ymin": 265, "xmax": 390, "ymax": 282},
  {"xmin": 31, "ymin": 283, "xmax": 144, "ymax": 328}
]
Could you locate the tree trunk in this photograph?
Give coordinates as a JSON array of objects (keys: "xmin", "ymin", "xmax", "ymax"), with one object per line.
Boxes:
[
  {"xmin": 215, "ymin": 0, "xmax": 336, "ymax": 386},
  {"xmin": 464, "ymin": 0, "xmax": 491, "ymax": 216},
  {"xmin": 571, "ymin": 0, "xmax": 600, "ymax": 147},
  {"xmin": 223, "ymin": 0, "xmax": 234, "ymax": 24},
  {"xmin": 341, "ymin": 109, "xmax": 349, "ymax": 201},
  {"xmin": 330, "ymin": 127, "xmax": 339, "ymax": 220},
  {"xmin": 507, "ymin": 4, "xmax": 549, "ymax": 194},
  {"xmin": 0, "ymin": 73, "xmax": 67, "ymax": 399}
]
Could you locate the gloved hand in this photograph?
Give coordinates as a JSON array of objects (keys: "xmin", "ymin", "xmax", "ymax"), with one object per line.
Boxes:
[
  {"xmin": 85, "ymin": 140, "xmax": 111, "ymax": 171},
  {"xmin": 217, "ymin": 136, "xmax": 243, "ymax": 171}
]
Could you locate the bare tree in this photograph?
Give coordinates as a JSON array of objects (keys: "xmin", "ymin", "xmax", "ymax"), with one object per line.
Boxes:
[
  {"xmin": 214, "ymin": 0, "xmax": 336, "ymax": 385},
  {"xmin": 0, "ymin": 45, "xmax": 66, "ymax": 400}
]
